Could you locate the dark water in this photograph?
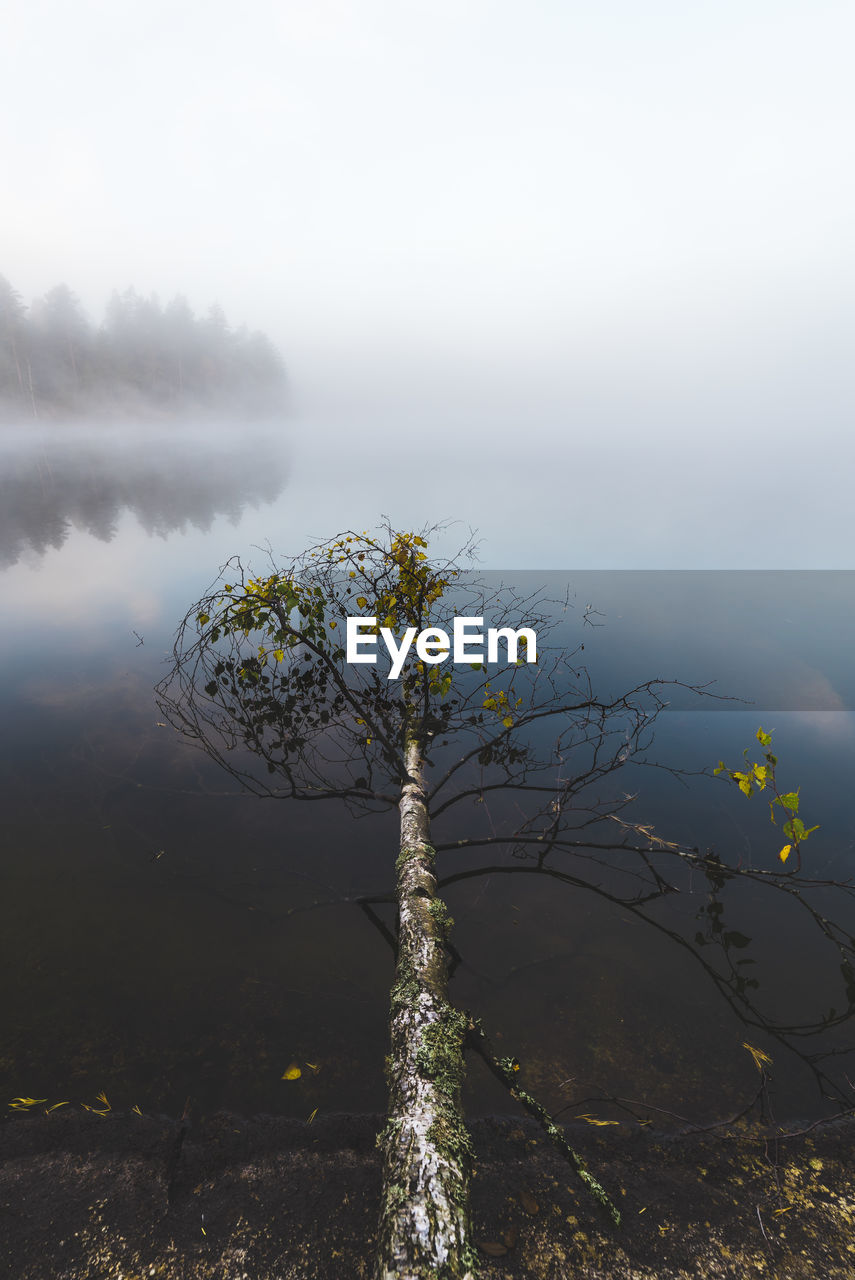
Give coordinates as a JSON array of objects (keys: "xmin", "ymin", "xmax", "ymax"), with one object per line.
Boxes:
[{"xmin": 2, "ymin": 427, "xmax": 854, "ymax": 1131}]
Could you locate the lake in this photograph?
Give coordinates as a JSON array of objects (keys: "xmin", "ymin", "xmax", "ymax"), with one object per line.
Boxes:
[{"xmin": 2, "ymin": 421, "xmax": 854, "ymax": 1130}]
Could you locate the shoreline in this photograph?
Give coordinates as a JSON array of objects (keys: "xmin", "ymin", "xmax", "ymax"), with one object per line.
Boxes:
[{"xmin": 3, "ymin": 1109, "xmax": 854, "ymax": 1277}]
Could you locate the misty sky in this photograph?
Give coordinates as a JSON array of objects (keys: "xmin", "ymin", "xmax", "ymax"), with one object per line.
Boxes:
[{"xmin": 3, "ymin": 1, "xmax": 854, "ymax": 565}]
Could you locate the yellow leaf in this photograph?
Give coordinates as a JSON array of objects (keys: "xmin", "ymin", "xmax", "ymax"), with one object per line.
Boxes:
[
  {"xmin": 502, "ymin": 716, "xmax": 513, "ymax": 728},
  {"xmin": 9, "ymin": 1097, "xmax": 47, "ymax": 1107},
  {"xmin": 779, "ymin": 844, "xmax": 791, "ymax": 863},
  {"xmin": 743, "ymin": 1042, "xmax": 773, "ymax": 1072},
  {"xmin": 307, "ymin": 1108, "xmax": 318, "ymax": 1124},
  {"xmin": 45, "ymin": 1101, "xmax": 69, "ymax": 1113},
  {"xmin": 282, "ymin": 1063, "xmax": 302, "ymax": 1081},
  {"xmin": 273, "ymin": 649, "xmax": 284, "ymax": 662},
  {"xmin": 356, "ymin": 597, "xmax": 368, "ymax": 609},
  {"xmin": 582, "ymin": 1117, "xmax": 620, "ymax": 1126}
]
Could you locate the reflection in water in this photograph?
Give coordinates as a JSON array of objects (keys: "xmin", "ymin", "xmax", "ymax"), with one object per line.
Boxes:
[
  {"xmin": 3, "ymin": 654, "xmax": 855, "ymax": 1124},
  {"xmin": 0, "ymin": 427, "xmax": 289, "ymax": 565},
  {"xmin": 0, "ymin": 459, "xmax": 853, "ymax": 1124},
  {"xmin": 150, "ymin": 536, "xmax": 855, "ymax": 1125}
]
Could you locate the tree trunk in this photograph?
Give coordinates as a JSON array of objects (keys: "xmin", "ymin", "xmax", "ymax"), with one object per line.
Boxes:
[{"xmin": 375, "ymin": 729, "xmax": 477, "ymax": 1279}]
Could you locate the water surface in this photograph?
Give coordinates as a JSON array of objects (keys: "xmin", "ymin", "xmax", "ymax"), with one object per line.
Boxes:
[{"xmin": 2, "ymin": 423, "xmax": 853, "ymax": 1129}]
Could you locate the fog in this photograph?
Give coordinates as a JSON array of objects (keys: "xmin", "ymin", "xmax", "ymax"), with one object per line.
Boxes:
[
  {"xmin": 2, "ymin": 1, "xmax": 854, "ymax": 565},
  {"xmin": 0, "ymin": 426, "xmax": 289, "ymax": 566}
]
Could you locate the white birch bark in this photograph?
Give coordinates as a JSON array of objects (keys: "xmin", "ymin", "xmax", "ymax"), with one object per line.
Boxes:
[{"xmin": 374, "ymin": 730, "xmax": 476, "ymax": 1279}]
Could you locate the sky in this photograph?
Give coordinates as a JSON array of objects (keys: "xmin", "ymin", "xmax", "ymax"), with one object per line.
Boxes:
[{"xmin": 2, "ymin": 0, "xmax": 854, "ymax": 564}]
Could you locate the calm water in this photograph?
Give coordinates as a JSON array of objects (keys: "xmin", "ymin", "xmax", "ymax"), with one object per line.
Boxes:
[{"xmin": 2, "ymin": 424, "xmax": 854, "ymax": 1129}]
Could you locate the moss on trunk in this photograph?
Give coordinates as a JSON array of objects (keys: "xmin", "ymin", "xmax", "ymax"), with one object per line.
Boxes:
[{"xmin": 374, "ymin": 731, "xmax": 478, "ymax": 1279}]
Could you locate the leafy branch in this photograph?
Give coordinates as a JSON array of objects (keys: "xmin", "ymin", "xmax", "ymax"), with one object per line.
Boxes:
[{"xmin": 714, "ymin": 727, "xmax": 819, "ymax": 871}]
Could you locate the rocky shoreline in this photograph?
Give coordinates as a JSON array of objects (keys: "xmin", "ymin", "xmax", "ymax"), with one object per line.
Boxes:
[{"xmin": 2, "ymin": 1109, "xmax": 854, "ymax": 1278}]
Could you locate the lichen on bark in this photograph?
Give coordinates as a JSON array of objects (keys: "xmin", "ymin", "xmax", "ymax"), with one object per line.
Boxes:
[{"xmin": 374, "ymin": 730, "xmax": 478, "ymax": 1280}]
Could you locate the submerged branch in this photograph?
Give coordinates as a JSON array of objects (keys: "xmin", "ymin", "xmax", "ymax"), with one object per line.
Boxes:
[{"xmin": 467, "ymin": 1017, "xmax": 622, "ymax": 1228}]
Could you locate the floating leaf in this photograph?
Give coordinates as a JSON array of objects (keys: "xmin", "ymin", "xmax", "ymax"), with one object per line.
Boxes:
[
  {"xmin": 306, "ymin": 1108, "xmax": 318, "ymax": 1125},
  {"xmin": 281, "ymin": 1063, "xmax": 302, "ymax": 1081},
  {"xmin": 743, "ymin": 1042, "xmax": 772, "ymax": 1072}
]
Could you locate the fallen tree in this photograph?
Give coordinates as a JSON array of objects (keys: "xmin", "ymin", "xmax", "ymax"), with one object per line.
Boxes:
[{"xmin": 156, "ymin": 523, "xmax": 855, "ymax": 1277}]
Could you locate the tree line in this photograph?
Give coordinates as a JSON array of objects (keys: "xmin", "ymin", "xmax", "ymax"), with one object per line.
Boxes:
[{"xmin": 0, "ymin": 273, "xmax": 288, "ymax": 421}]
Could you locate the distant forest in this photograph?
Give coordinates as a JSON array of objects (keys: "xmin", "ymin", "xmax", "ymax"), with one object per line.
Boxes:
[{"xmin": 0, "ymin": 273, "xmax": 288, "ymax": 421}]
